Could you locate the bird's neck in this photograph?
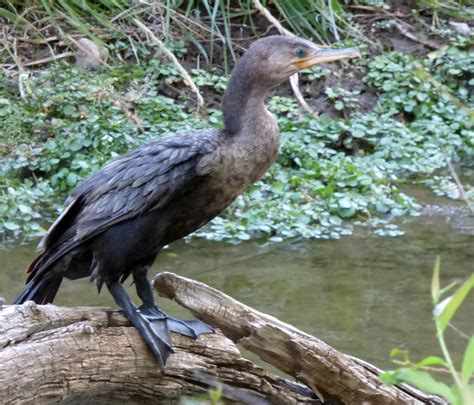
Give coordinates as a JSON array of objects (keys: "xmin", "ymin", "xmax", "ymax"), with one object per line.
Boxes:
[{"xmin": 222, "ymin": 58, "xmax": 272, "ymax": 135}]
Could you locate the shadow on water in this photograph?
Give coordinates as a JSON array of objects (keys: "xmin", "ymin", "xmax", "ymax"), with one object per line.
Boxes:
[{"xmin": 1, "ymin": 187, "xmax": 472, "ymax": 370}]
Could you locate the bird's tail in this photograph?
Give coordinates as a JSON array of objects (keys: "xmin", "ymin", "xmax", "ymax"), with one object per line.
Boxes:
[
  {"xmin": 14, "ymin": 253, "xmax": 63, "ymax": 305},
  {"xmin": 13, "ymin": 276, "xmax": 63, "ymax": 305}
]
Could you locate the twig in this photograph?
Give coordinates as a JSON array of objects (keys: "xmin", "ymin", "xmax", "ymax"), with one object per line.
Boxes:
[
  {"xmin": 14, "ymin": 52, "xmax": 73, "ymax": 68},
  {"xmin": 15, "ymin": 34, "xmax": 83, "ymax": 45},
  {"xmin": 289, "ymin": 74, "xmax": 316, "ymax": 115},
  {"xmin": 113, "ymin": 99, "xmax": 144, "ymax": 132},
  {"xmin": 394, "ymin": 23, "xmax": 441, "ymax": 50},
  {"xmin": 1, "ymin": 37, "xmax": 27, "ymax": 99},
  {"xmin": 252, "ymin": 0, "xmax": 316, "ymax": 115},
  {"xmin": 439, "ymin": 144, "xmax": 474, "ymax": 215},
  {"xmin": 133, "ymin": 19, "xmax": 204, "ymax": 113},
  {"xmin": 448, "ymin": 322, "xmax": 471, "ymax": 341},
  {"xmin": 347, "ymin": 5, "xmax": 411, "ymax": 18},
  {"xmin": 252, "ymin": 0, "xmax": 294, "ymax": 37}
]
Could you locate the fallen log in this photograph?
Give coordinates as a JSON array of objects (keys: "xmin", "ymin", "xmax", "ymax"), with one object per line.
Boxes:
[
  {"xmin": 0, "ymin": 303, "xmax": 316, "ymax": 404},
  {"xmin": 0, "ymin": 273, "xmax": 446, "ymax": 404},
  {"xmin": 154, "ymin": 272, "xmax": 447, "ymax": 405}
]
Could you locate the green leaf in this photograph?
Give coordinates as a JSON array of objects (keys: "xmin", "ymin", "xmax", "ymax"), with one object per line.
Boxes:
[
  {"xmin": 397, "ymin": 368, "xmax": 455, "ymax": 403},
  {"xmin": 66, "ymin": 172, "xmax": 78, "ymax": 187},
  {"xmin": 4, "ymin": 222, "xmax": 20, "ymax": 231},
  {"xmin": 18, "ymin": 204, "xmax": 32, "ymax": 214},
  {"xmin": 437, "ymin": 274, "xmax": 474, "ymax": 333},
  {"xmin": 338, "ymin": 197, "xmax": 352, "ymax": 208},
  {"xmin": 329, "ymin": 216, "xmax": 342, "ymax": 226},
  {"xmin": 431, "ymin": 257, "xmax": 441, "ymax": 304},
  {"xmin": 416, "ymin": 356, "xmax": 448, "ymax": 368},
  {"xmin": 462, "ymin": 336, "xmax": 474, "ymax": 385},
  {"xmin": 63, "ymin": 104, "xmax": 77, "ymax": 116},
  {"xmin": 0, "ymin": 8, "xmax": 17, "ymax": 22}
]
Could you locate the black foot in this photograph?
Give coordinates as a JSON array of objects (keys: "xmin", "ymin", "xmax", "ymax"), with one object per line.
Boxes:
[
  {"xmin": 108, "ymin": 282, "xmax": 173, "ymax": 368},
  {"xmin": 139, "ymin": 305, "xmax": 214, "ymax": 339}
]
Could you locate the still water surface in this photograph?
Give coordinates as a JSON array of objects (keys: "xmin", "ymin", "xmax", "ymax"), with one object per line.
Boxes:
[{"xmin": 1, "ymin": 190, "xmax": 473, "ymax": 371}]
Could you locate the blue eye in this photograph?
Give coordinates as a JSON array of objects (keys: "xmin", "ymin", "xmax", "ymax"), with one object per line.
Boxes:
[{"xmin": 295, "ymin": 48, "xmax": 306, "ymax": 58}]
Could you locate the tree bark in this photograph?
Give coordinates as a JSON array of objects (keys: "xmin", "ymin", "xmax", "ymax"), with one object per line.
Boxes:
[
  {"xmin": 0, "ymin": 302, "xmax": 319, "ymax": 404},
  {"xmin": 154, "ymin": 272, "xmax": 447, "ymax": 405}
]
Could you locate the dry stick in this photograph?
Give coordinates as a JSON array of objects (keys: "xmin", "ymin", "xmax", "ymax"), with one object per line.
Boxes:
[
  {"xmin": 347, "ymin": 4, "xmax": 411, "ymax": 18},
  {"xmin": 154, "ymin": 272, "xmax": 447, "ymax": 405},
  {"xmin": 10, "ymin": 51, "xmax": 73, "ymax": 68},
  {"xmin": 2, "ymin": 37, "xmax": 27, "ymax": 99},
  {"xmin": 14, "ymin": 33, "xmax": 84, "ymax": 45},
  {"xmin": 394, "ymin": 23, "xmax": 442, "ymax": 50},
  {"xmin": 252, "ymin": 0, "xmax": 316, "ymax": 115},
  {"xmin": 134, "ymin": 19, "xmax": 204, "ymax": 112},
  {"xmin": 439, "ymin": 144, "xmax": 474, "ymax": 215}
]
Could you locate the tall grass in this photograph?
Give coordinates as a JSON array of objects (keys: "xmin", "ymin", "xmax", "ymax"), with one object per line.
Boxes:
[
  {"xmin": 1, "ymin": 0, "xmax": 472, "ymax": 69},
  {"xmin": 0, "ymin": 0, "xmax": 352, "ymax": 69}
]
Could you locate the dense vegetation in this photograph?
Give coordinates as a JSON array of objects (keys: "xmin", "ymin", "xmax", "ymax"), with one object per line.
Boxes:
[{"xmin": 0, "ymin": 1, "xmax": 473, "ymax": 244}]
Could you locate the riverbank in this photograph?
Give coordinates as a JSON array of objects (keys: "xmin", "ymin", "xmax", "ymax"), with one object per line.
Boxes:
[{"xmin": 1, "ymin": 2, "xmax": 473, "ymax": 244}]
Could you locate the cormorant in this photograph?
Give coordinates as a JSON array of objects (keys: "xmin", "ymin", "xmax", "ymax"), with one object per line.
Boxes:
[{"xmin": 14, "ymin": 36, "xmax": 359, "ymax": 367}]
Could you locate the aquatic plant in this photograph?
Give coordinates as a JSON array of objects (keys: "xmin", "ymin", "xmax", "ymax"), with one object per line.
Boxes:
[
  {"xmin": 1, "ymin": 20, "xmax": 473, "ymax": 244},
  {"xmin": 381, "ymin": 259, "xmax": 474, "ymax": 405}
]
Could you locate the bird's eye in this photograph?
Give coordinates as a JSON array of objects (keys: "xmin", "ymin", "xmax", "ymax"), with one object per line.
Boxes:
[{"xmin": 295, "ymin": 48, "xmax": 306, "ymax": 58}]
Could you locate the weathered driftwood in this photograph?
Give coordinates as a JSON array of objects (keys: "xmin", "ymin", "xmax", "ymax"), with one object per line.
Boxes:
[
  {"xmin": 1, "ymin": 272, "xmax": 447, "ymax": 404},
  {"xmin": 0, "ymin": 302, "xmax": 317, "ymax": 404},
  {"xmin": 154, "ymin": 272, "xmax": 447, "ymax": 405}
]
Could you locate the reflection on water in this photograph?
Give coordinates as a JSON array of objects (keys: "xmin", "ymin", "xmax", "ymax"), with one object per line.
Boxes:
[{"xmin": 1, "ymin": 193, "xmax": 473, "ymax": 370}]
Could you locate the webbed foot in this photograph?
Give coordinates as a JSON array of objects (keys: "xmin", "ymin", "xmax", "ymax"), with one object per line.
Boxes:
[
  {"xmin": 139, "ymin": 305, "xmax": 214, "ymax": 339},
  {"xmin": 108, "ymin": 282, "xmax": 173, "ymax": 367}
]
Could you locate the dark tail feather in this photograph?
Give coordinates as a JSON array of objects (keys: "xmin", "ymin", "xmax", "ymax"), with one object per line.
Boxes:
[{"xmin": 13, "ymin": 277, "xmax": 63, "ymax": 305}]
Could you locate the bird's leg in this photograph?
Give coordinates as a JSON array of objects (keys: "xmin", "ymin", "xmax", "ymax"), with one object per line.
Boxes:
[
  {"xmin": 107, "ymin": 280, "xmax": 173, "ymax": 367},
  {"xmin": 133, "ymin": 272, "xmax": 214, "ymax": 339}
]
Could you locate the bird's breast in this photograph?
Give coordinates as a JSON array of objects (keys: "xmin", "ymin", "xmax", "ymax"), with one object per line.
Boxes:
[
  {"xmin": 204, "ymin": 124, "xmax": 279, "ymax": 194},
  {"xmin": 161, "ymin": 118, "xmax": 280, "ymax": 244}
]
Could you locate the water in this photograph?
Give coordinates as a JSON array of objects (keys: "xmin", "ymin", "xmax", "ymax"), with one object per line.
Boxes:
[{"xmin": 1, "ymin": 190, "xmax": 473, "ymax": 371}]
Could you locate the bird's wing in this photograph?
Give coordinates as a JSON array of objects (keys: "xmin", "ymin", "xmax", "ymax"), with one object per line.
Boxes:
[{"xmin": 31, "ymin": 129, "xmax": 219, "ymax": 277}]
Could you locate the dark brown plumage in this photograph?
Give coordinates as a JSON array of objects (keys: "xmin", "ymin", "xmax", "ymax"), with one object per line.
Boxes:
[{"xmin": 15, "ymin": 35, "xmax": 359, "ymax": 366}]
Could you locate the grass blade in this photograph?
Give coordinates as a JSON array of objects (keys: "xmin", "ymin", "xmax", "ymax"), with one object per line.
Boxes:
[
  {"xmin": 431, "ymin": 256, "xmax": 441, "ymax": 304},
  {"xmin": 436, "ymin": 273, "xmax": 474, "ymax": 333},
  {"xmin": 461, "ymin": 336, "xmax": 474, "ymax": 385}
]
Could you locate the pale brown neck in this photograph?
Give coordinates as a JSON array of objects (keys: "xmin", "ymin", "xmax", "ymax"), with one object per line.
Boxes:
[{"xmin": 222, "ymin": 54, "xmax": 273, "ymax": 135}]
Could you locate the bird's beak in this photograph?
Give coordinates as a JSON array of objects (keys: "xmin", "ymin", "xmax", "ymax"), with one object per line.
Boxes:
[{"xmin": 292, "ymin": 47, "xmax": 360, "ymax": 69}]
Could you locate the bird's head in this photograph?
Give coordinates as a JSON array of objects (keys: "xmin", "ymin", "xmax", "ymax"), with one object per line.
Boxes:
[
  {"xmin": 242, "ymin": 35, "xmax": 360, "ymax": 86},
  {"xmin": 223, "ymin": 35, "xmax": 360, "ymax": 134}
]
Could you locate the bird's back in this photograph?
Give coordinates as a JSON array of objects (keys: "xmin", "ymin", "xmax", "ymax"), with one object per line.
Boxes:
[
  {"xmin": 17, "ymin": 106, "xmax": 280, "ymax": 303},
  {"xmin": 16, "ymin": 129, "xmax": 221, "ymax": 303}
]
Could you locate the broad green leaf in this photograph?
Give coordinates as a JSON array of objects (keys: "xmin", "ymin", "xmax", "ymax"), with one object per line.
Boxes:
[
  {"xmin": 3, "ymin": 222, "xmax": 20, "ymax": 231},
  {"xmin": 437, "ymin": 274, "xmax": 474, "ymax": 333},
  {"xmin": 397, "ymin": 368, "xmax": 455, "ymax": 403},
  {"xmin": 431, "ymin": 257, "xmax": 440, "ymax": 304},
  {"xmin": 379, "ymin": 370, "xmax": 398, "ymax": 385},
  {"xmin": 66, "ymin": 172, "xmax": 78, "ymax": 187},
  {"xmin": 417, "ymin": 356, "xmax": 448, "ymax": 368},
  {"xmin": 462, "ymin": 336, "xmax": 474, "ymax": 385},
  {"xmin": 0, "ymin": 8, "xmax": 17, "ymax": 22},
  {"xmin": 18, "ymin": 204, "xmax": 32, "ymax": 214}
]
